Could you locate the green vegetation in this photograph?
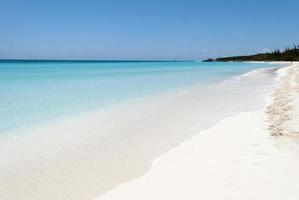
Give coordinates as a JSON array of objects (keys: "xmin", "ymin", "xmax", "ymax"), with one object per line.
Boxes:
[{"xmin": 204, "ymin": 45, "xmax": 299, "ymax": 62}]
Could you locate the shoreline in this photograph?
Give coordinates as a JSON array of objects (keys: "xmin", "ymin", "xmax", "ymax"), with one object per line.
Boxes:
[
  {"xmin": 95, "ymin": 62, "xmax": 299, "ymax": 200},
  {"xmin": 0, "ymin": 62, "xmax": 286, "ymax": 200}
]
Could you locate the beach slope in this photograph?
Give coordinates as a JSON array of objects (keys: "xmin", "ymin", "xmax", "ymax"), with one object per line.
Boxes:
[{"xmin": 96, "ymin": 63, "xmax": 299, "ymax": 200}]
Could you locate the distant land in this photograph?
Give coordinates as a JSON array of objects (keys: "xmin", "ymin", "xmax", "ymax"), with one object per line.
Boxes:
[{"xmin": 204, "ymin": 44, "xmax": 299, "ymax": 62}]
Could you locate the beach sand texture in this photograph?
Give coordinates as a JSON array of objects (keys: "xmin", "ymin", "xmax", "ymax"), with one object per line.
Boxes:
[{"xmin": 267, "ymin": 62, "xmax": 299, "ymax": 137}]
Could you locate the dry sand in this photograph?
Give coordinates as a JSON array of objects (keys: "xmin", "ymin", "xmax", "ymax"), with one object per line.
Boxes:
[{"xmin": 267, "ymin": 62, "xmax": 299, "ymax": 137}]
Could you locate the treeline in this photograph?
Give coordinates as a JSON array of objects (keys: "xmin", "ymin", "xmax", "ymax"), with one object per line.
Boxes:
[{"xmin": 204, "ymin": 45, "xmax": 299, "ymax": 62}]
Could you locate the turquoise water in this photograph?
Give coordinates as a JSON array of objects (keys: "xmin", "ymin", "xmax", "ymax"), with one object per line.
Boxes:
[{"xmin": 0, "ymin": 60, "xmax": 273, "ymax": 132}]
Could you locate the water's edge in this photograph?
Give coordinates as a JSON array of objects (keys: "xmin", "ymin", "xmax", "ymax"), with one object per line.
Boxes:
[
  {"xmin": 93, "ymin": 62, "xmax": 291, "ymax": 200},
  {"xmin": 0, "ymin": 62, "xmax": 286, "ymax": 200}
]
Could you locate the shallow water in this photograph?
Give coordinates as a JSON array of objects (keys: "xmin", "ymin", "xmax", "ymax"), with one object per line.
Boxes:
[{"xmin": 1, "ymin": 60, "xmax": 273, "ymax": 133}]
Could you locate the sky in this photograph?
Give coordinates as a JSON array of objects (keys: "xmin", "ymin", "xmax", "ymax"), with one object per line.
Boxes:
[{"xmin": 0, "ymin": 0, "xmax": 299, "ymax": 60}]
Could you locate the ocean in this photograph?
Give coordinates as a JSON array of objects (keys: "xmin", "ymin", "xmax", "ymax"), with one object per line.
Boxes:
[{"xmin": 1, "ymin": 60, "xmax": 274, "ymax": 133}]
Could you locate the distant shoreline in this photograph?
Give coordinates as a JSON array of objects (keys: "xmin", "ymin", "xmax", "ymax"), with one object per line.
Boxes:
[{"xmin": 203, "ymin": 44, "xmax": 299, "ymax": 62}]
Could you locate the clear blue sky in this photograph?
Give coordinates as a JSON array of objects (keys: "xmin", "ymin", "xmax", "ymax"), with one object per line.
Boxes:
[{"xmin": 1, "ymin": 0, "xmax": 298, "ymax": 60}]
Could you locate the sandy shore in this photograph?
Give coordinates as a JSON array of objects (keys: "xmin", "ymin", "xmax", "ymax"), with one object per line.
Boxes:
[
  {"xmin": 0, "ymin": 62, "xmax": 294, "ymax": 200},
  {"xmin": 95, "ymin": 62, "xmax": 299, "ymax": 200}
]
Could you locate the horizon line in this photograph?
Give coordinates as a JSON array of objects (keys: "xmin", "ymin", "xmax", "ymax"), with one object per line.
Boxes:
[{"xmin": 0, "ymin": 59, "xmax": 199, "ymax": 62}]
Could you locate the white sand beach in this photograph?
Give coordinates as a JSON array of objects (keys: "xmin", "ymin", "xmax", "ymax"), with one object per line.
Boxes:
[
  {"xmin": 2, "ymin": 0, "xmax": 299, "ymax": 198},
  {"xmin": 95, "ymin": 62, "xmax": 299, "ymax": 200},
  {"xmin": 0, "ymin": 62, "xmax": 297, "ymax": 200}
]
